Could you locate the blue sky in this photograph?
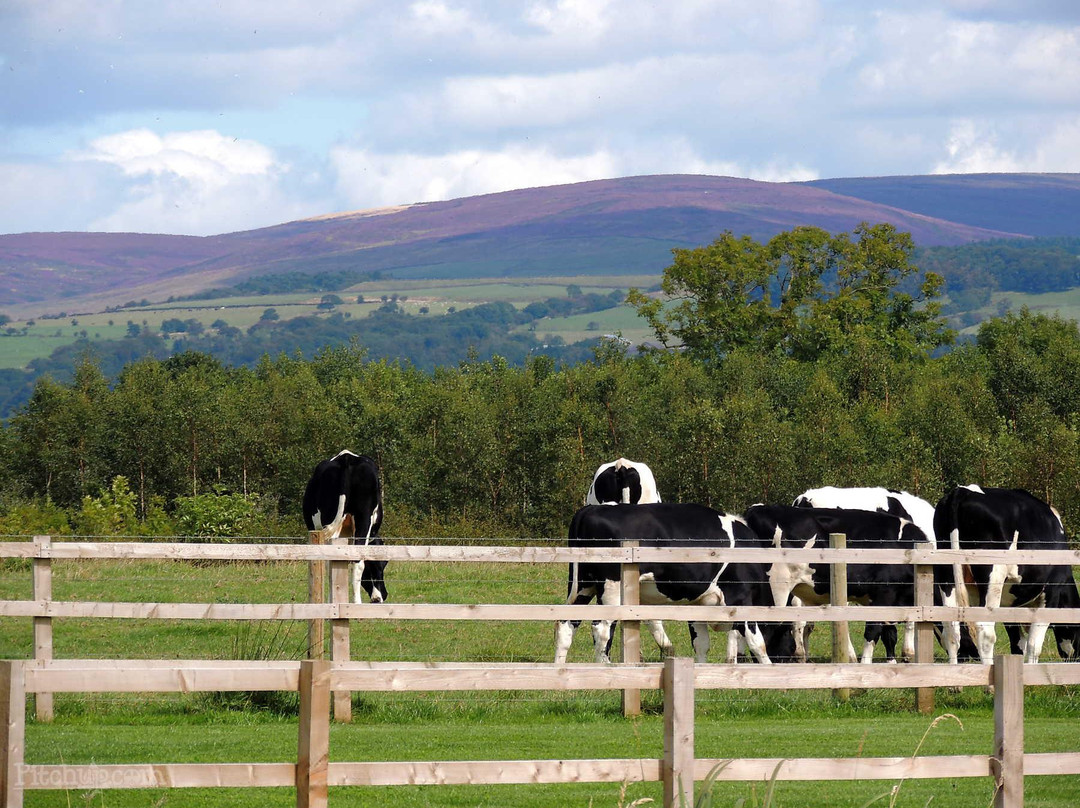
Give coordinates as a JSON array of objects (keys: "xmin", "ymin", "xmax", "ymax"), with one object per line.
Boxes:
[{"xmin": 2, "ymin": 0, "xmax": 1079, "ymax": 236}]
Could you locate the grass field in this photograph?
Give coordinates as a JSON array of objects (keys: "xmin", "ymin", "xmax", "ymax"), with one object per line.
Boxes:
[
  {"xmin": 0, "ymin": 275, "xmax": 661, "ymax": 370},
  {"xmin": 2, "ymin": 551, "xmax": 1080, "ymax": 806}
]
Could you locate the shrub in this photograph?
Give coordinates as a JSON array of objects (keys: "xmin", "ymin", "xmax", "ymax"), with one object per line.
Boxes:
[{"xmin": 173, "ymin": 488, "xmax": 260, "ymax": 541}]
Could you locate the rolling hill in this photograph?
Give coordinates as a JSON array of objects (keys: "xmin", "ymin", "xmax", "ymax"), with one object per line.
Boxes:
[{"xmin": 2, "ymin": 173, "xmax": 1061, "ymax": 318}]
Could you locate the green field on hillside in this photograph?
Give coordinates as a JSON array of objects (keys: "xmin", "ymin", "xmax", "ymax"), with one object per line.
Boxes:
[
  {"xmin": 0, "ymin": 276, "xmax": 660, "ymax": 371},
  {"xmin": 2, "ymin": 553, "xmax": 1079, "ymax": 807}
]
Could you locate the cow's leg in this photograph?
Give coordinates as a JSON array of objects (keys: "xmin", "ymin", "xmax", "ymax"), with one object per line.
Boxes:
[
  {"xmin": 1005, "ymin": 623, "xmax": 1024, "ymax": 656},
  {"xmin": 646, "ymin": 620, "xmax": 675, "ymax": 657},
  {"xmin": 688, "ymin": 622, "xmax": 711, "ymax": 663},
  {"xmin": 846, "ymin": 631, "xmax": 859, "ymax": 665},
  {"xmin": 1026, "ymin": 622, "xmax": 1050, "ymax": 662},
  {"xmin": 743, "ymin": 623, "xmax": 772, "ymax": 664},
  {"xmin": 938, "ymin": 584, "xmax": 962, "ymax": 664},
  {"xmin": 555, "ymin": 562, "xmax": 595, "ymax": 664},
  {"xmin": 860, "ymin": 623, "xmax": 898, "ymax": 663},
  {"xmin": 883, "ymin": 623, "xmax": 899, "ymax": 663},
  {"xmin": 978, "ymin": 563, "xmax": 1010, "ymax": 664},
  {"xmin": 725, "ymin": 628, "xmax": 743, "ymax": 664},
  {"xmin": 861, "ymin": 623, "xmax": 881, "ymax": 664},
  {"xmin": 351, "ymin": 560, "xmax": 366, "ymax": 604},
  {"xmin": 592, "ymin": 579, "xmax": 621, "ymax": 664},
  {"xmin": 902, "ymin": 620, "xmax": 915, "ymax": 662}
]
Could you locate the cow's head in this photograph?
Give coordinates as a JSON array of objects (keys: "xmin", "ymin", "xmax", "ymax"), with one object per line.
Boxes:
[
  {"xmin": 358, "ymin": 555, "xmax": 389, "ymax": 604},
  {"xmin": 763, "ymin": 622, "xmax": 798, "ymax": 663}
]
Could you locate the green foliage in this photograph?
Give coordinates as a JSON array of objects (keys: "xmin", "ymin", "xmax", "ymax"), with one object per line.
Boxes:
[
  {"xmin": 0, "ymin": 498, "xmax": 71, "ymax": 537},
  {"xmin": 173, "ymin": 489, "xmax": 261, "ymax": 540},
  {"xmin": 629, "ymin": 223, "xmax": 953, "ymax": 363},
  {"xmin": 72, "ymin": 475, "xmax": 139, "ymax": 536},
  {"xmin": 918, "ymin": 236, "xmax": 1080, "ymax": 297}
]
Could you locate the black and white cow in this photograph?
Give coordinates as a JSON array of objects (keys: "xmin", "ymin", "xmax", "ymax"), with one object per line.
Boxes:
[
  {"xmin": 933, "ymin": 485, "xmax": 1080, "ymax": 663},
  {"xmin": 302, "ymin": 450, "xmax": 387, "ymax": 604},
  {"xmin": 586, "ymin": 458, "xmax": 661, "ymax": 506},
  {"xmin": 792, "ymin": 487, "xmax": 962, "ymax": 664},
  {"xmin": 744, "ymin": 504, "xmax": 926, "ymax": 663},
  {"xmin": 1003, "ymin": 563, "xmax": 1080, "ymax": 661},
  {"xmin": 554, "ymin": 503, "xmax": 795, "ymax": 665}
]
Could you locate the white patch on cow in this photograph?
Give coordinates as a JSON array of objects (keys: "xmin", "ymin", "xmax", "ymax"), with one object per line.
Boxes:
[
  {"xmin": 332, "ymin": 449, "xmax": 359, "ymax": 461},
  {"xmin": 861, "ymin": 640, "xmax": 876, "ymax": 664},
  {"xmin": 962, "ymin": 483, "xmax": 985, "ymax": 494},
  {"xmin": 1061, "ymin": 639, "xmax": 1076, "ymax": 659}
]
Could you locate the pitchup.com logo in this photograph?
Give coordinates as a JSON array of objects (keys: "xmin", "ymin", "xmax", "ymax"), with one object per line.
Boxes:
[{"xmin": 18, "ymin": 764, "xmax": 148, "ymax": 789}]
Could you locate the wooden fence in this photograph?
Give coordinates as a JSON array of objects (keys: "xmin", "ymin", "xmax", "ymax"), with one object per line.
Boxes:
[
  {"xmin": 5, "ymin": 656, "xmax": 1080, "ymax": 808},
  {"xmin": 3, "ymin": 537, "xmax": 1080, "ymax": 807}
]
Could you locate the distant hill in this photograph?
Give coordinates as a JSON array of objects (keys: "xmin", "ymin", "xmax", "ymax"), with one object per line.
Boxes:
[
  {"xmin": 804, "ymin": 174, "xmax": 1080, "ymax": 238},
  {"xmin": 1, "ymin": 173, "xmax": 1067, "ymax": 317}
]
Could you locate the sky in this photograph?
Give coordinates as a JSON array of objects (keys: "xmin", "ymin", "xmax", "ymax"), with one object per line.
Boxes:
[{"xmin": 2, "ymin": 0, "xmax": 1079, "ymax": 237}]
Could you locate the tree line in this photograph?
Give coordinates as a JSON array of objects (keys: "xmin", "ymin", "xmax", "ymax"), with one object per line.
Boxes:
[{"xmin": 3, "ymin": 224, "xmax": 1080, "ymax": 542}]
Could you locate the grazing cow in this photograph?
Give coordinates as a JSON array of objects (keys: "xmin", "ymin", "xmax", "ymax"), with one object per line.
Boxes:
[
  {"xmin": 586, "ymin": 458, "xmax": 661, "ymax": 506},
  {"xmin": 302, "ymin": 450, "xmax": 387, "ymax": 604},
  {"xmin": 744, "ymin": 504, "xmax": 926, "ymax": 663},
  {"xmin": 933, "ymin": 485, "xmax": 1080, "ymax": 663},
  {"xmin": 1003, "ymin": 563, "xmax": 1080, "ymax": 661},
  {"xmin": 555, "ymin": 503, "xmax": 795, "ymax": 665},
  {"xmin": 792, "ymin": 487, "xmax": 962, "ymax": 664}
]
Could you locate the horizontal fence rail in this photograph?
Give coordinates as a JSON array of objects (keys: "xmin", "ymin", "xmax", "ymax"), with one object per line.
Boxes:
[
  {"xmin": 3, "ymin": 539, "xmax": 1080, "ymax": 565},
  {"xmin": 4, "ymin": 600, "xmax": 1080, "ymax": 624},
  {"xmin": 5, "ymin": 658, "xmax": 1080, "ymax": 808}
]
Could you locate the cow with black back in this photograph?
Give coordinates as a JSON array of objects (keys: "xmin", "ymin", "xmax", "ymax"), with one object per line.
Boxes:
[
  {"xmin": 933, "ymin": 485, "xmax": 1080, "ymax": 663},
  {"xmin": 744, "ymin": 503, "xmax": 926, "ymax": 663},
  {"xmin": 302, "ymin": 450, "xmax": 387, "ymax": 605},
  {"xmin": 555, "ymin": 502, "xmax": 795, "ymax": 665},
  {"xmin": 792, "ymin": 487, "xmax": 963, "ymax": 664},
  {"xmin": 586, "ymin": 458, "xmax": 661, "ymax": 506}
]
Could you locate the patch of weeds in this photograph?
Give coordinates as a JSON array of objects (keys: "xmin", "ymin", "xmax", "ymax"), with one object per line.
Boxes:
[{"xmin": 202, "ymin": 621, "xmax": 306, "ymax": 715}]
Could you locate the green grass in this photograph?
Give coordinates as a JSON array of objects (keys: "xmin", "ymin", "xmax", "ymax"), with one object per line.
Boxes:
[{"xmin": 4, "ymin": 555, "xmax": 1080, "ymax": 806}]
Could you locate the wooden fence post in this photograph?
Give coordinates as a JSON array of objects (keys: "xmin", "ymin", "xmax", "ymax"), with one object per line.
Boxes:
[
  {"xmin": 1, "ymin": 661, "xmax": 26, "ymax": 808},
  {"xmin": 330, "ymin": 538, "xmax": 351, "ymax": 723},
  {"xmin": 914, "ymin": 562, "xmax": 935, "ymax": 714},
  {"xmin": 830, "ymin": 533, "xmax": 851, "ymax": 702},
  {"xmin": 663, "ymin": 657, "xmax": 694, "ymax": 808},
  {"xmin": 621, "ymin": 539, "xmax": 641, "ymax": 718},
  {"xmin": 993, "ymin": 654, "xmax": 1024, "ymax": 808},
  {"xmin": 308, "ymin": 531, "xmax": 326, "ymax": 660},
  {"xmin": 297, "ymin": 658, "xmax": 331, "ymax": 808},
  {"xmin": 32, "ymin": 535, "xmax": 53, "ymax": 722}
]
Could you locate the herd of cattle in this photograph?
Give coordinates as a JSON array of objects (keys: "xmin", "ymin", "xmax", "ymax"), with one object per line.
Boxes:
[{"xmin": 303, "ymin": 452, "xmax": 1080, "ymax": 667}]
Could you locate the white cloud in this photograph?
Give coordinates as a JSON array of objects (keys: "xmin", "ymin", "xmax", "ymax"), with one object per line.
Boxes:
[
  {"xmin": 330, "ymin": 144, "xmax": 619, "ymax": 208},
  {"xmin": 852, "ymin": 11, "xmax": 1080, "ymax": 112},
  {"xmin": 69, "ymin": 129, "xmax": 318, "ymax": 235},
  {"xmin": 330, "ymin": 139, "xmax": 818, "ymax": 211},
  {"xmin": 933, "ymin": 118, "xmax": 1080, "ymax": 173}
]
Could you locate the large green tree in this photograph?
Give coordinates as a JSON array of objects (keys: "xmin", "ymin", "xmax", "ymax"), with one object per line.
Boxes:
[{"xmin": 628, "ymin": 223, "xmax": 953, "ymax": 364}]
